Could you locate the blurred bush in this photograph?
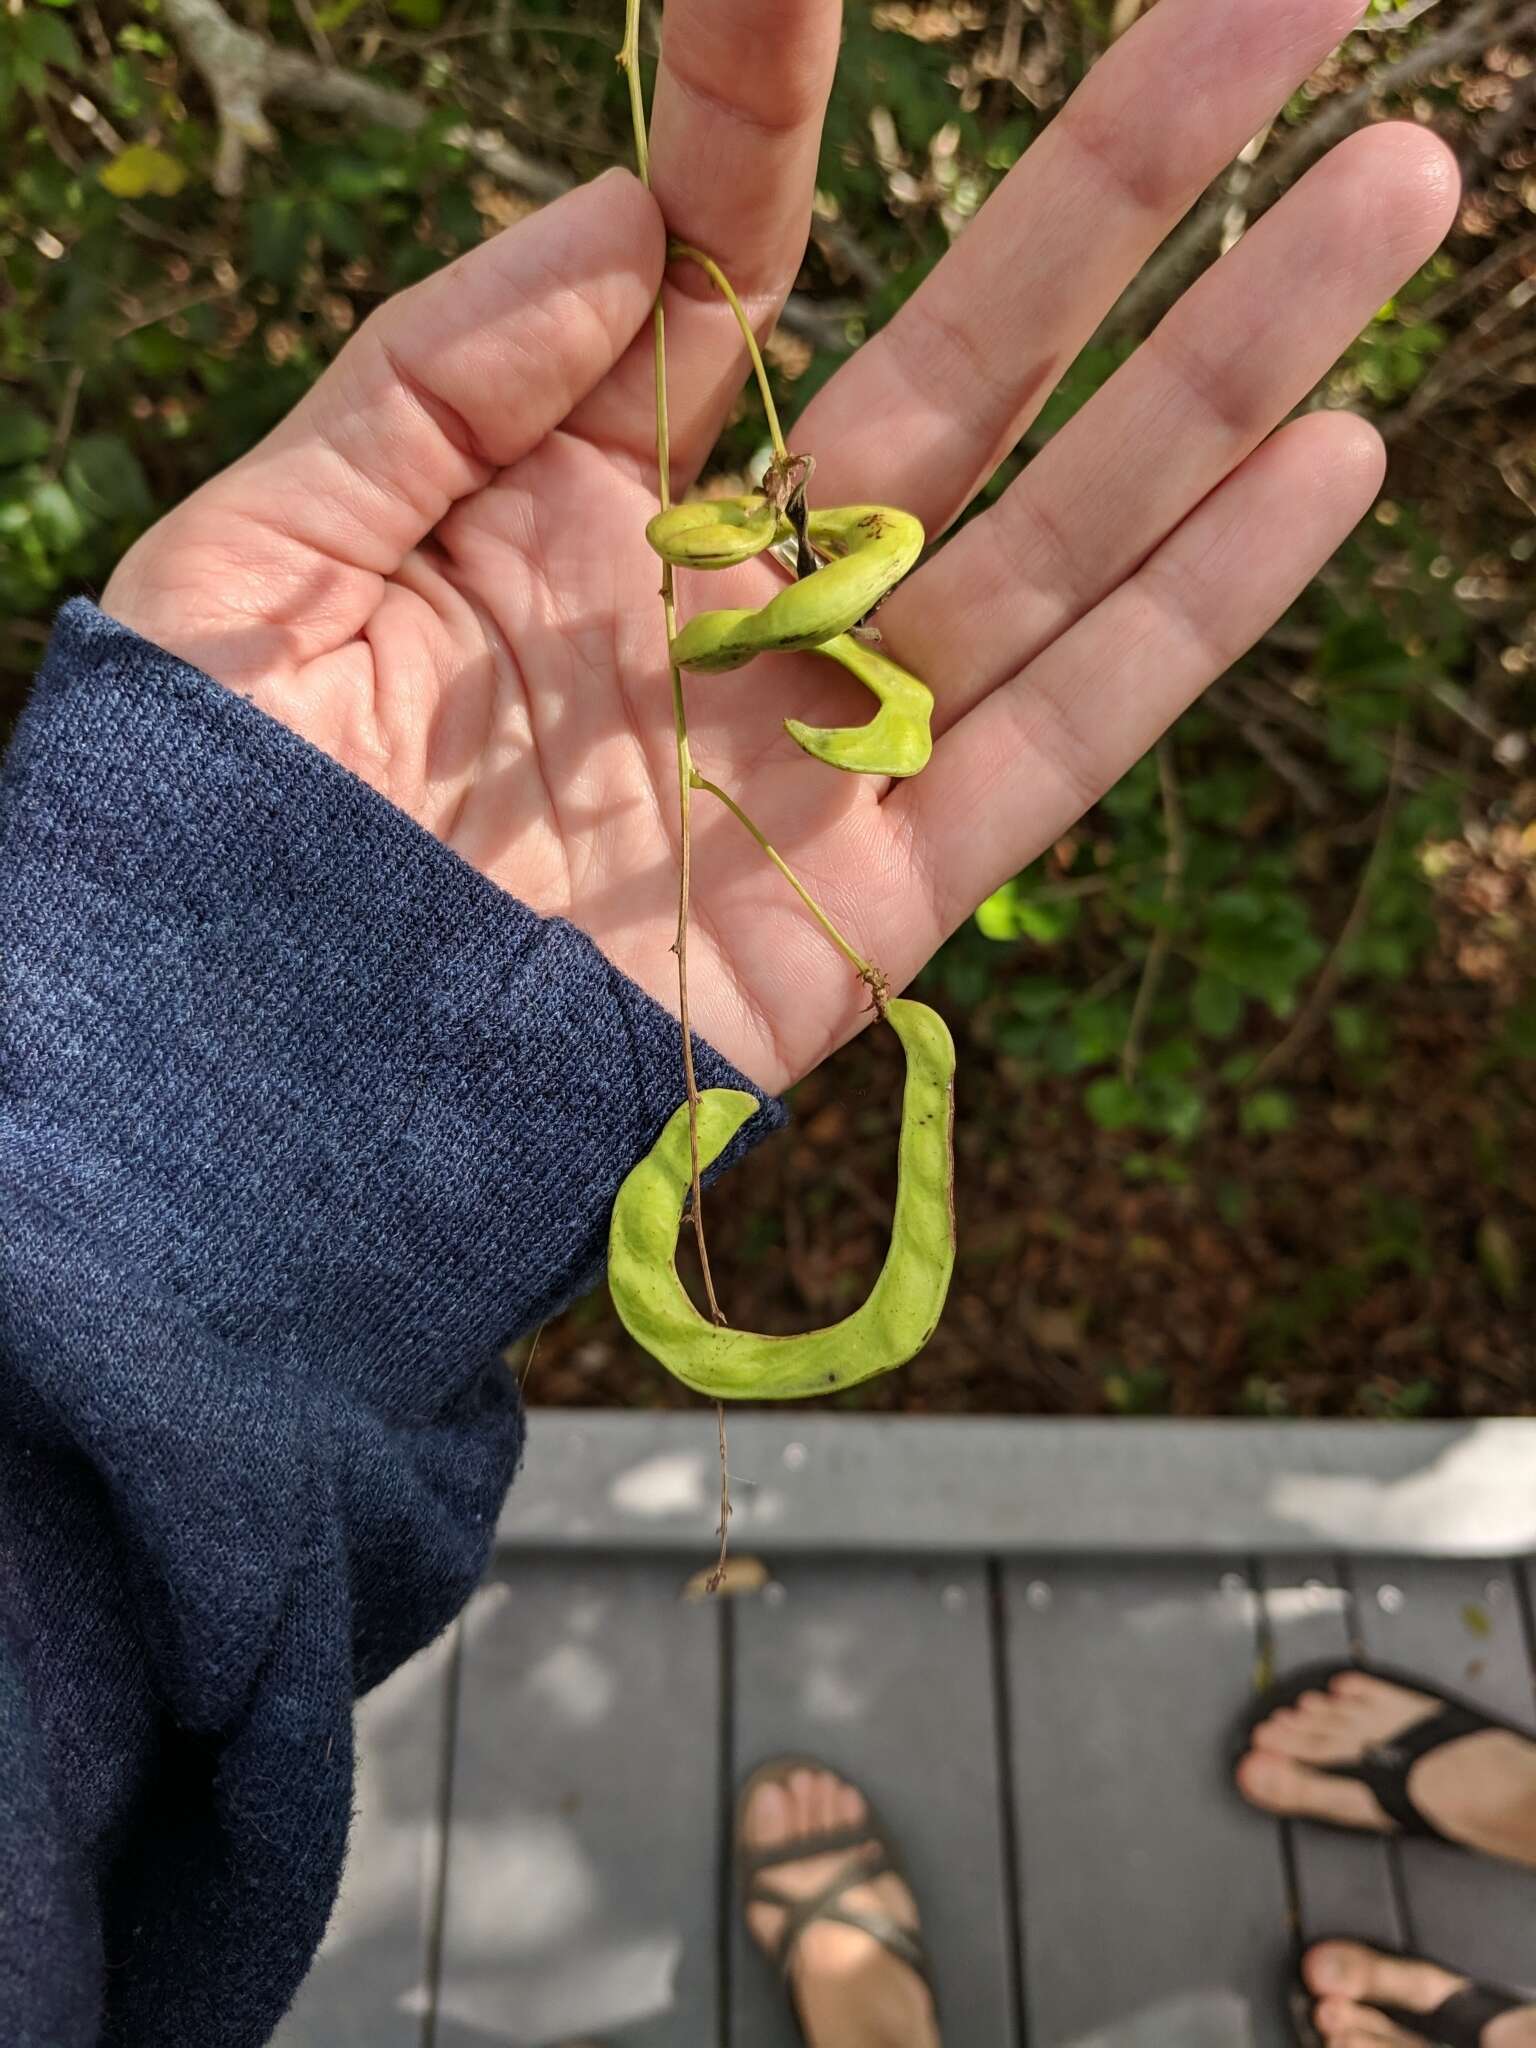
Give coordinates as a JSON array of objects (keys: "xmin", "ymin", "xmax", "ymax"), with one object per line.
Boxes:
[{"xmin": 2, "ymin": 0, "xmax": 1533, "ymax": 1405}]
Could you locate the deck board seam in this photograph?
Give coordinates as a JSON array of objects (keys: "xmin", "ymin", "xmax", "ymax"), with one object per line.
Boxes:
[
  {"xmin": 987, "ymin": 1560, "xmax": 1030, "ymax": 2048},
  {"xmin": 1516, "ymin": 1560, "xmax": 1536, "ymax": 1721}
]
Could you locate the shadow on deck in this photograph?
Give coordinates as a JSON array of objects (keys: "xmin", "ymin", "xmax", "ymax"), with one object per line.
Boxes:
[{"xmin": 277, "ymin": 1415, "xmax": 1536, "ymax": 2048}]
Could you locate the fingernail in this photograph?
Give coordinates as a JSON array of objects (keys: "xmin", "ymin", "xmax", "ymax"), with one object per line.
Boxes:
[
  {"xmin": 1309, "ymin": 1948, "xmax": 1345, "ymax": 1989},
  {"xmin": 594, "ymin": 165, "xmax": 631, "ymax": 186}
]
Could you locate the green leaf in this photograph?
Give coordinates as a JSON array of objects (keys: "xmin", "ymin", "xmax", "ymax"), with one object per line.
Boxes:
[
  {"xmin": 106, "ymin": 52, "xmax": 148, "ymax": 116},
  {"xmin": 17, "ymin": 9, "xmax": 79, "ymax": 70},
  {"xmin": 1330, "ymin": 1003, "xmax": 1371, "ymax": 1055},
  {"xmin": 0, "ymin": 408, "xmax": 51, "ymax": 466},
  {"xmin": 1103, "ymin": 1365, "xmax": 1169, "ymax": 1416},
  {"xmin": 437, "ymin": 184, "xmax": 483, "ymax": 250},
  {"xmin": 1141, "ymin": 1035, "xmax": 1197, "ymax": 1082},
  {"xmin": 1240, "ymin": 1089, "xmax": 1296, "ymax": 1138},
  {"xmin": 975, "ymin": 881, "xmax": 1024, "ymax": 940},
  {"xmin": 311, "ymin": 197, "xmax": 366, "ymax": 261},
  {"xmin": 1150, "ymin": 1078, "xmax": 1205, "ymax": 1144},
  {"xmin": 1192, "ymin": 974, "xmax": 1243, "ymax": 1040},
  {"xmin": 1010, "ymin": 979, "xmax": 1070, "ymax": 1021},
  {"xmin": 124, "ymin": 326, "xmax": 189, "ymax": 376},
  {"xmin": 312, "ymin": 0, "xmax": 369, "ymax": 28},
  {"xmin": 30, "ymin": 479, "xmax": 84, "ymax": 550},
  {"xmin": 99, "ymin": 143, "xmax": 187, "ymax": 198},
  {"xmin": 117, "ymin": 23, "xmax": 169, "ymax": 54},
  {"xmin": 248, "ymin": 195, "xmax": 309, "ymax": 283},
  {"xmin": 64, "ymin": 434, "xmax": 152, "ymax": 522},
  {"xmin": 1085, "ymin": 1075, "xmax": 1143, "ymax": 1132},
  {"xmin": 974, "ymin": 878, "xmax": 1080, "ymax": 946},
  {"xmin": 1070, "ymin": 999, "xmax": 1131, "ymax": 1067}
]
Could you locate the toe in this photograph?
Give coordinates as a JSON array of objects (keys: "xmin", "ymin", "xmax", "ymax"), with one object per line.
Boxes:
[
  {"xmin": 1305, "ymin": 1941, "xmax": 1466, "ymax": 2018},
  {"xmin": 745, "ymin": 1899, "xmax": 783, "ymax": 1957},
  {"xmin": 1253, "ymin": 1709, "xmax": 1357, "ymax": 1764},
  {"xmin": 787, "ymin": 1768, "xmax": 819, "ymax": 1834},
  {"xmin": 745, "ymin": 1777, "xmax": 793, "ymax": 1850},
  {"xmin": 1314, "ymin": 1997, "xmax": 1404, "ymax": 2042},
  {"xmin": 1236, "ymin": 1751, "xmax": 1388, "ymax": 1830},
  {"xmin": 809, "ymin": 1770, "xmax": 839, "ymax": 1836}
]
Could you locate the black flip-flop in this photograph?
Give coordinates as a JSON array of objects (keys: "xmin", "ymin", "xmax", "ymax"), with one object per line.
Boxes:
[
  {"xmin": 1286, "ymin": 1939, "xmax": 1531, "ymax": 2048},
  {"xmin": 1236, "ymin": 1658, "xmax": 1536, "ymax": 1846},
  {"xmin": 735, "ymin": 1754, "xmax": 936, "ymax": 2043}
]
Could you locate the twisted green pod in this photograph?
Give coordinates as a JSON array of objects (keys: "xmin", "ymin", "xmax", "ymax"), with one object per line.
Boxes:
[
  {"xmin": 608, "ymin": 999, "xmax": 957, "ymax": 1400},
  {"xmin": 645, "ymin": 497, "xmax": 934, "ymax": 779}
]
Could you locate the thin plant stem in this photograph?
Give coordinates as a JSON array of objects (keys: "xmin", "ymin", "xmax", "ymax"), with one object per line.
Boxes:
[
  {"xmin": 690, "ymin": 772, "xmax": 888, "ymax": 1010},
  {"xmin": 1121, "ymin": 738, "xmax": 1185, "ymax": 1086},
  {"xmin": 668, "ymin": 240, "xmax": 788, "ymax": 462},
  {"xmin": 1247, "ymin": 726, "xmax": 1408, "ymax": 1090},
  {"xmin": 619, "ymin": 0, "xmax": 722, "ymax": 1323}
]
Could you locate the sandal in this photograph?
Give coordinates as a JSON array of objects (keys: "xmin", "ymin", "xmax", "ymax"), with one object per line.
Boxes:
[
  {"xmin": 735, "ymin": 1755, "xmax": 937, "ymax": 2042},
  {"xmin": 1285, "ymin": 1945, "xmax": 1530, "ymax": 2048},
  {"xmin": 1237, "ymin": 1658, "xmax": 1535, "ymax": 1846}
]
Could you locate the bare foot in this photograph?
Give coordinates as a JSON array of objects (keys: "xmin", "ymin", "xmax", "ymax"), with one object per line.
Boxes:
[
  {"xmin": 1303, "ymin": 1940, "xmax": 1536, "ymax": 2047},
  {"xmin": 740, "ymin": 1764, "xmax": 941, "ymax": 2048},
  {"xmin": 1236, "ymin": 1672, "xmax": 1536, "ymax": 1866}
]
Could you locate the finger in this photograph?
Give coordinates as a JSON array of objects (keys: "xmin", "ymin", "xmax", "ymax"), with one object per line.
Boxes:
[
  {"xmin": 569, "ymin": 0, "xmax": 842, "ymax": 482},
  {"xmin": 882, "ymin": 412, "xmax": 1384, "ymax": 955},
  {"xmin": 795, "ymin": 0, "xmax": 1369, "ymax": 531},
  {"xmin": 886, "ymin": 123, "xmax": 1458, "ymax": 732},
  {"xmin": 180, "ymin": 176, "xmax": 663, "ymax": 630}
]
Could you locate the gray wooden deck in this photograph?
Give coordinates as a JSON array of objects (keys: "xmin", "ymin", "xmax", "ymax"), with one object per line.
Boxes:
[{"xmin": 277, "ymin": 1416, "xmax": 1536, "ymax": 2048}]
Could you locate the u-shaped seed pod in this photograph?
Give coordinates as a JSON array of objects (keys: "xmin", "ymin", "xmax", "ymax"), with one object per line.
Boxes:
[
  {"xmin": 645, "ymin": 497, "xmax": 933, "ymax": 779},
  {"xmin": 607, "ymin": 999, "xmax": 956, "ymax": 1400}
]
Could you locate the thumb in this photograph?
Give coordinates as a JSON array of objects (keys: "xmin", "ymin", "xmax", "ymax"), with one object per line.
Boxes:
[
  {"xmin": 105, "ymin": 170, "xmax": 662, "ymax": 680},
  {"xmin": 239, "ymin": 167, "xmax": 663, "ymax": 577}
]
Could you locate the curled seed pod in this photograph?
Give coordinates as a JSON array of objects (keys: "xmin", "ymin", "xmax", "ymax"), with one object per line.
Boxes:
[
  {"xmin": 644, "ymin": 495, "xmax": 779, "ymax": 570},
  {"xmin": 608, "ymin": 999, "xmax": 956, "ymax": 1401},
  {"xmin": 792, "ymin": 633, "xmax": 933, "ymax": 778},
  {"xmin": 646, "ymin": 496, "xmax": 931, "ymax": 779},
  {"xmin": 667, "ymin": 504, "xmax": 923, "ymax": 672}
]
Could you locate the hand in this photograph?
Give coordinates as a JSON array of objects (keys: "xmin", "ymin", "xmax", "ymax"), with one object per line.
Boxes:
[{"xmin": 103, "ymin": 0, "xmax": 1456, "ymax": 1096}]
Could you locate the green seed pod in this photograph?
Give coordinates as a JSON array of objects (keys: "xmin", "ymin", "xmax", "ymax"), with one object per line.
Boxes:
[
  {"xmin": 668, "ymin": 505, "xmax": 923, "ymax": 673},
  {"xmin": 647, "ymin": 495, "xmax": 932, "ymax": 779},
  {"xmin": 790, "ymin": 633, "xmax": 934, "ymax": 778},
  {"xmin": 607, "ymin": 999, "xmax": 956, "ymax": 1400},
  {"xmin": 644, "ymin": 495, "xmax": 780, "ymax": 570}
]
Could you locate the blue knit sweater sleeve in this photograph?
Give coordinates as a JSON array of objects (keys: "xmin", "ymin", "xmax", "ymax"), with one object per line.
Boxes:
[{"xmin": 0, "ymin": 599, "xmax": 786, "ymax": 2047}]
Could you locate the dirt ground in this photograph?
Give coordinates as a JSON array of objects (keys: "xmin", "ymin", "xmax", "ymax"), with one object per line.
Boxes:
[{"xmin": 526, "ymin": 931, "xmax": 1535, "ymax": 1423}]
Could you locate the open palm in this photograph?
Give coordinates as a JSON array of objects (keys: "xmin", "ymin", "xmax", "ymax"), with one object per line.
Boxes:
[{"xmin": 103, "ymin": 0, "xmax": 1456, "ymax": 1095}]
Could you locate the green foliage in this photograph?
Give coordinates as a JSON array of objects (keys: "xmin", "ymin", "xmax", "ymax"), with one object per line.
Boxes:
[
  {"xmin": 956, "ymin": 480, "xmax": 1518, "ymax": 1147},
  {"xmin": 1239, "ymin": 1090, "xmax": 1296, "ymax": 1139},
  {"xmin": 1, "ymin": 0, "xmax": 1531, "ymax": 1414},
  {"xmin": 1102, "ymin": 1363, "xmax": 1170, "ymax": 1415}
]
